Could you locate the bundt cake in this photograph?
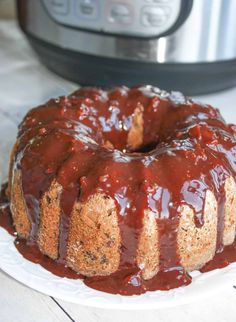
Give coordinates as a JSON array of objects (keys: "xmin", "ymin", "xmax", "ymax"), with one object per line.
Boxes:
[{"xmin": 5, "ymin": 85, "xmax": 236, "ymax": 294}]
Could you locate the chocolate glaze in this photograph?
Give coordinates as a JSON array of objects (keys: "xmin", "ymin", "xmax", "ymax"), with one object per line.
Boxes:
[
  {"xmin": 1, "ymin": 85, "xmax": 236, "ymax": 295},
  {"xmin": 0, "ymin": 184, "xmax": 15, "ymax": 236},
  {"xmin": 15, "ymin": 238, "xmax": 82, "ymax": 279}
]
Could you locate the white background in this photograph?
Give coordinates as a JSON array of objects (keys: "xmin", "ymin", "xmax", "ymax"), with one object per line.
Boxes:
[{"xmin": 1, "ymin": 19, "xmax": 236, "ymax": 322}]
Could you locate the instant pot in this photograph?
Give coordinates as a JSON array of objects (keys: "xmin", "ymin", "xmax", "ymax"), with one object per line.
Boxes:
[{"xmin": 17, "ymin": 0, "xmax": 236, "ymax": 95}]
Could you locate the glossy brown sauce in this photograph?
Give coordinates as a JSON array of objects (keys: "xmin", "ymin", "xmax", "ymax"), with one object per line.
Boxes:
[
  {"xmin": 1, "ymin": 86, "xmax": 236, "ymax": 295},
  {"xmin": 15, "ymin": 238, "xmax": 82, "ymax": 279},
  {"xmin": 0, "ymin": 184, "xmax": 15, "ymax": 236}
]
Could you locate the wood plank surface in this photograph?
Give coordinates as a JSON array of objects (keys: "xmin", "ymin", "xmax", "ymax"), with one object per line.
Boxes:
[
  {"xmin": 0, "ymin": 269, "xmax": 72, "ymax": 322},
  {"xmin": 55, "ymin": 286, "xmax": 236, "ymax": 322}
]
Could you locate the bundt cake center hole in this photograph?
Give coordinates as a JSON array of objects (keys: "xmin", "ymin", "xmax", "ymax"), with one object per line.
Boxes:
[
  {"xmin": 104, "ymin": 139, "xmax": 158, "ymax": 154},
  {"xmin": 131, "ymin": 142, "xmax": 158, "ymax": 154}
]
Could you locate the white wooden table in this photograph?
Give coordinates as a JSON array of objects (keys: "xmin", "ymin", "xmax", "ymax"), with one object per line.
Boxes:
[{"xmin": 1, "ymin": 20, "xmax": 236, "ymax": 322}]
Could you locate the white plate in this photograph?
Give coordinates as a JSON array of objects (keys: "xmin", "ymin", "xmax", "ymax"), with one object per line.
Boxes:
[{"xmin": 1, "ymin": 227, "xmax": 236, "ymax": 310}]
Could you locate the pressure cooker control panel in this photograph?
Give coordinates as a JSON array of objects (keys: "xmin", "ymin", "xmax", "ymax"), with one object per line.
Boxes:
[{"xmin": 42, "ymin": 0, "xmax": 182, "ymax": 37}]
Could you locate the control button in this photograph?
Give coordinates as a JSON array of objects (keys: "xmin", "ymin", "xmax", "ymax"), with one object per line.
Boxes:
[
  {"xmin": 108, "ymin": 3, "xmax": 132, "ymax": 24},
  {"xmin": 48, "ymin": 0, "xmax": 69, "ymax": 15},
  {"xmin": 78, "ymin": 0, "xmax": 99, "ymax": 19},
  {"xmin": 141, "ymin": 6, "xmax": 171, "ymax": 27}
]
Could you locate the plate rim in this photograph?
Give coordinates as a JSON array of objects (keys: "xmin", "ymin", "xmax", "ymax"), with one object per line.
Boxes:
[{"xmin": 0, "ymin": 227, "xmax": 236, "ymax": 310}]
